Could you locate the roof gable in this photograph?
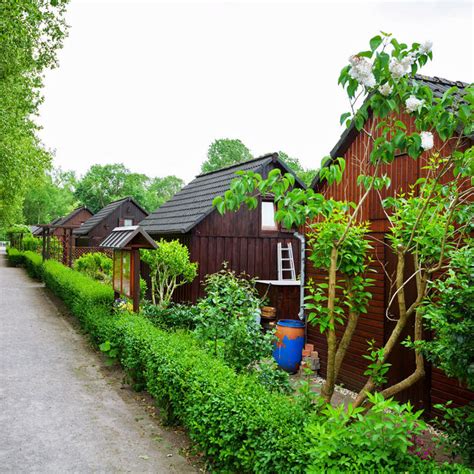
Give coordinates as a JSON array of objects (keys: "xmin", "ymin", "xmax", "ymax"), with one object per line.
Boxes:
[
  {"xmin": 311, "ymin": 75, "xmax": 471, "ymax": 189},
  {"xmin": 140, "ymin": 153, "xmax": 305, "ymax": 235},
  {"xmin": 73, "ymin": 197, "xmax": 147, "ymax": 236}
]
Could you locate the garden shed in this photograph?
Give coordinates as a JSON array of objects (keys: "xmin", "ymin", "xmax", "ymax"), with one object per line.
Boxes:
[
  {"xmin": 73, "ymin": 197, "xmax": 148, "ymax": 252},
  {"xmin": 32, "ymin": 206, "xmax": 93, "ymax": 237},
  {"xmin": 139, "ymin": 153, "xmax": 306, "ymax": 319},
  {"xmin": 307, "ymin": 75, "xmax": 473, "ymax": 413}
]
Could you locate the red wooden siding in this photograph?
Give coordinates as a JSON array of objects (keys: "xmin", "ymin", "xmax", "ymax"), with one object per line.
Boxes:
[{"xmin": 306, "ymin": 112, "xmax": 473, "ymax": 412}]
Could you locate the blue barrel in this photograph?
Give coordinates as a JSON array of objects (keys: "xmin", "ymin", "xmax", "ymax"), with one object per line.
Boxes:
[{"xmin": 273, "ymin": 319, "xmax": 305, "ymax": 373}]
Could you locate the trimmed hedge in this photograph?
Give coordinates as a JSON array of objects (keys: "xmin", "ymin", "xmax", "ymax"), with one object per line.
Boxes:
[
  {"xmin": 6, "ymin": 247, "xmax": 24, "ymax": 266},
  {"xmin": 6, "ymin": 251, "xmax": 468, "ymax": 473}
]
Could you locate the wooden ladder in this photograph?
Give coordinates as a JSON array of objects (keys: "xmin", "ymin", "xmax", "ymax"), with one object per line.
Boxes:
[{"xmin": 277, "ymin": 242, "xmax": 296, "ymax": 280}]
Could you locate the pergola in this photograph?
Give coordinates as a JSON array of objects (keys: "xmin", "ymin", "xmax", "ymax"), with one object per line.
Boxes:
[
  {"xmin": 36, "ymin": 224, "xmax": 78, "ymax": 267},
  {"xmin": 100, "ymin": 226, "xmax": 157, "ymax": 312}
]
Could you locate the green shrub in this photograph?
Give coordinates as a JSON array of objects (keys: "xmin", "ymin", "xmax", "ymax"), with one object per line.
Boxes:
[
  {"xmin": 73, "ymin": 252, "xmax": 112, "ymax": 283},
  {"xmin": 196, "ymin": 265, "xmax": 274, "ymax": 372},
  {"xmin": 141, "ymin": 302, "xmax": 199, "ymax": 330},
  {"xmin": 6, "ymin": 247, "xmax": 24, "ymax": 266},
  {"xmin": 14, "ymin": 255, "xmax": 467, "ymax": 473},
  {"xmin": 42, "ymin": 259, "xmax": 114, "ymax": 317},
  {"xmin": 22, "ymin": 251, "xmax": 43, "ymax": 279},
  {"xmin": 140, "ymin": 239, "xmax": 198, "ymax": 307},
  {"xmin": 432, "ymin": 402, "xmax": 474, "ymax": 467},
  {"xmin": 22, "ymin": 235, "xmax": 42, "ymax": 252}
]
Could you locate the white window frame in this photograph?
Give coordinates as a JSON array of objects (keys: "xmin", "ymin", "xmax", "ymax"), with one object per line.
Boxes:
[{"xmin": 261, "ymin": 201, "xmax": 278, "ymax": 231}]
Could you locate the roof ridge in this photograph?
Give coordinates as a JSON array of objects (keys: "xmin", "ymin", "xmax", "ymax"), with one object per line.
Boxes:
[
  {"xmin": 414, "ymin": 73, "xmax": 470, "ymax": 88},
  {"xmin": 196, "ymin": 153, "xmax": 277, "ymax": 178}
]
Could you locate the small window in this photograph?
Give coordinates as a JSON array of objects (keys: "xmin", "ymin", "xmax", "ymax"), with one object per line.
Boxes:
[
  {"xmin": 261, "ymin": 201, "xmax": 278, "ymax": 231},
  {"xmin": 124, "ymin": 218, "xmax": 133, "ymax": 226}
]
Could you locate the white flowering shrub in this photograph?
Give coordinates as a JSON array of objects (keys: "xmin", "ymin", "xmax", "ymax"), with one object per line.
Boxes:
[{"xmin": 214, "ymin": 33, "xmax": 473, "ymax": 411}]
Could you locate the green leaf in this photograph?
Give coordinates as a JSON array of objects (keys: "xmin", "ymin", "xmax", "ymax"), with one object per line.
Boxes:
[{"xmin": 370, "ymin": 35, "xmax": 383, "ymax": 51}]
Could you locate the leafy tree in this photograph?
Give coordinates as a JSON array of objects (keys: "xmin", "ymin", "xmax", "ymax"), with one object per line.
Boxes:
[
  {"xmin": 142, "ymin": 176, "xmax": 183, "ymax": 212},
  {"xmin": 75, "ymin": 163, "xmax": 183, "ymax": 213},
  {"xmin": 278, "ymin": 151, "xmax": 319, "ymax": 187},
  {"xmin": 201, "ymin": 139, "xmax": 253, "ymax": 173},
  {"xmin": 23, "ymin": 169, "xmax": 78, "ymax": 224},
  {"xmin": 140, "ymin": 239, "xmax": 198, "ymax": 308},
  {"xmin": 214, "ymin": 33, "xmax": 473, "ymax": 408},
  {"xmin": 419, "ymin": 243, "xmax": 474, "ymax": 389},
  {"xmin": 0, "ymin": 0, "xmax": 69, "ymax": 227}
]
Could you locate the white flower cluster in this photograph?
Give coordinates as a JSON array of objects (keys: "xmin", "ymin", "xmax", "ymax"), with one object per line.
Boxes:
[
  {"xmin": 389, "ymin": 53, "xmax": 416, "ymax": 80},
  {"xmin": 379, "ymin": 82, "xmax": 393, "ymax": 96},
  {"xmin": 420, "ymin": 131, "xmax": 434, "ymax": 151},
  {"xmin": 419, "ymin": 40, "xmax": 433, "ymax": 55},
  {"xmin": 348, "ymin": 55, "xmax": 376, "ymax": 88},
  {"xmin": 405, "ymin": 95, "xmax": 424, "ymax": 113}
]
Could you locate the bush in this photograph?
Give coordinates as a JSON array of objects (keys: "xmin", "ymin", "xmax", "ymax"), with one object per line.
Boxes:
[
  {"xmin": 22, "ymin": 235, "xmax": 42, "ymax": 252},
  {"xmin": 73, "ymin": 252, "xmax": 112, "ymax": 283},
  {"xmin": 140, "ymin": 239, "xmax": 198, "ymax": 308},
  {"xmin": 12, "ymin": 252, "xmax": 467, "ymax": 473},
  {"xmin": 6, "ymin": 247, "xmax": 24, "ymax": 266},
  {"xmin": 22, "ymin": 251, "xmax": 43, "ymax": 279},
  {"xmin": 196, "ymin": 265, "xmax": 274, "ymax": 372},
  {"xmin": 141, "ymin": 302, "xmax": 199, "ymax": 331}
]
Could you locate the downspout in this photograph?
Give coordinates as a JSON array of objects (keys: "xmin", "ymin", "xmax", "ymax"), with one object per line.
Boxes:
[{"xmin": 293, "ymin": 231, "xmax": 306, "ymax": 324}]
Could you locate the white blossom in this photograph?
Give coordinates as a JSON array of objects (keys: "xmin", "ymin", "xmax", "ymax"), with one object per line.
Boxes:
[
  {"xmin": 379, "ymin": 82, "xmax": 393, "ymax": 96},
  {"xmin": 400, "ymin": 52, "xmax": 416, "ymax": 69},
  {"xmin": 389, "ymin": 58, "xmax": 409, "ymax": 79},
  {"xmin": 420, "ymin": 131, "xmax": 434, "ymax": 151},
  {"xmin": 419, "ymin": 40, "xmax": 433, "ymax": 54},
  {"xmin": 348, "ymin": 55, "xmax": 376, "ymax": 88},
  {"xmin": 405, "ymin": 95, "xmax": 424, "ymax": 113}
]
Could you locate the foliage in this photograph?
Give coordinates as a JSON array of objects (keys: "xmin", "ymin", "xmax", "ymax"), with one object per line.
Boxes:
[
  {"xmin": 73, "ymin": 252, "xmax": 112, "ymax": 283},
  {"xmin": 196, "ymin": 265, "xmax": 274, "ymax": 372},
  {"xmin": 141, "ymin": 239, "xmax": 197, "ymax": 308},
  {"xmin": 305, "ymin": 393, "xmax": 433, "ymax": 472},
  {"xmin": 418, "ymin": 243, "xmax": 474, "ymax": 389},
  {"xmin": 21, "ymin": 235, "xmax": 42, "ymax": 253},
  {"xmin": 74, "ymin": 163, "xmax": 183, "ymax": 213},
  {"xmin": 201, "ymin": 138, "xmax": 253, "ymax": 173},
  {"xmin": 99, "ymin": 340, "xmax": 119, "ymax": 366},
  {"xmin": 23, "ymin": 169, "xmax": 78, "ymax": 225},
  {"xmin": 6, "ymin": 247, "xmax": 24, "ymax": 267},
  {"xmin": 10, "ymin": 249, "xmax": 466, "ymax": 472},
  {"xmin": 278, "ymin": 151, "xmax": 319, "ymax": 187},
  {"xmin": 432, "ymin": 402, "xmax": 474, "ymax": 467},
  {"xmin": 141, "ymin": 302, "xmax": 199, "ymax": 331},
  {"xmin": 253, "ymin": 359, "xmax": 292, "ymax": 394},
  {"xmin": 214, "ymin": 33, "xmax": 474, "ymax": 407},
  {"xmin": 0, "ymin": 0, "xmax": 69, "ymax": 226}
]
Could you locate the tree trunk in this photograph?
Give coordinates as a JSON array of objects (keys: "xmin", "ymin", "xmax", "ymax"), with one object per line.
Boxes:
[{"xmin": 321, "ymin": 245, "xmax": 339, "ymax": 403}]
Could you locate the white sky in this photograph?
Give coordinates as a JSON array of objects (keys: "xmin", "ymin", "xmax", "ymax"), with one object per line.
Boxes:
[{"xmin": 38, "ymin": 0, "xmax": 473, "ymax": 184}]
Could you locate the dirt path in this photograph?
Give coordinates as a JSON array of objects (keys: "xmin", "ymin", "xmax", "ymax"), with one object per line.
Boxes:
[{"xmin": 0, "ymin": 253, "xmax": 198, "ymax": 473}]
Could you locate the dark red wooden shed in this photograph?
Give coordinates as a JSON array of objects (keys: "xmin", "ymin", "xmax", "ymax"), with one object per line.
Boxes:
[
  {"xmin": 139, "ymin": 153, "xmax": 306, "ymax": 320},
  {"xmin": 73, "ymin": 197, "xmax": 148, "ymax": 249},
  {"xmin": 306, "ymin": 75, "xmax": 473, "ymax": 413}
]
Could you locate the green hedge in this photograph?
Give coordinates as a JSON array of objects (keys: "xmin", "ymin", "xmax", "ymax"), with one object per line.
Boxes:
[
  {"xmin": 6, "ymin": 251, "xmax": 467, "ymax": 473},
  {"xmin": 6, "ymin": 247, "xmax": 24, "ymax": 266},
  {"xmin": 22, "ymin": 251, "xmax": 44, "ymax": 279}
]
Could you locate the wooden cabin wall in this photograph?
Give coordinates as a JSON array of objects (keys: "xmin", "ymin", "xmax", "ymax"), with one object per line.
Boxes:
[
  {"xmin": 87, "ymin": 202, "xmax": 148, "ymax": 247},
  {"xmin": 306, "ymin": 113, "xmax": 473, "ymax": 412},
  {"xmin": 150, "ymin": 204, "xmax": 302, "ymax": 307},
  {"xmin": 52, "ymin": 209, "xmax": 92, "ymax": 237}
]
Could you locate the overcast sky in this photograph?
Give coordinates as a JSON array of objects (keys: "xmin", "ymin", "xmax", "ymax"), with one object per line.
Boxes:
[{"xmin": 38, "ymin": 0, "xmax": 473, "ymax": 184}]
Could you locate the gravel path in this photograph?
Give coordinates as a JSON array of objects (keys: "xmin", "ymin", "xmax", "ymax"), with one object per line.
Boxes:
[{"xmin": 0, "ymin": 253, "xmax": 197, "ymax": 473}]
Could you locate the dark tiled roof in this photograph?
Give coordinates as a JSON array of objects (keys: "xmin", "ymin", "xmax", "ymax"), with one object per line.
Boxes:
[
  {"xmin": 311, "ymin": 75, "xmax": 471, "ymax": 189},
  {"xmin": 55, "ymin": 206, "xmax": 92, "ymax": 226},
  {"xmin": 73, "ymin": 197, "xmax": 146, "ymax": 236},
  {"xmin": 140, "ymin": 153, "xmax": 305, "ymax": 235}
]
